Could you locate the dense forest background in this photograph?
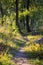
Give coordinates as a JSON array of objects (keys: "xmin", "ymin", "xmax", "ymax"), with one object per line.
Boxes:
[
  {"xmin": 0, "ymin": 0, "xmax": 43, "ymax": 65},
  {"xmin": 0, "ymin": 0, "xmax": 43, "ymax": 34}
]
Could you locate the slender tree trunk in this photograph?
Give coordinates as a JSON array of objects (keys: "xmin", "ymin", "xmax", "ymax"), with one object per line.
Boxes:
[
  {"xmin": 0, "ymin": 2, "xmax": 3, "ymax": 17},
  {"xmin": 26, "ymin": 0, "xmax": 31, "ymax": 32},
  {"xmin": 16, "ymin": 0, "xmax": 22, "ymax": 34},
  {"xmin": 16, "ymin": 0, "xmax": 20, "ymax": 31},
  {"xmin": 16, "ymin": 0, "xmax": 18, "ymax": 26},
  {"xmin": 0, "ymin": 2, "xmax": 4, "ymax": 25}
]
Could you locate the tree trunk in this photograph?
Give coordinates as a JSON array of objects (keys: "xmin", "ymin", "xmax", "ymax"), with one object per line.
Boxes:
[
  {"xmin": 16, "ymin": 0, "xmax": 19, "ymax": 26},
  {"xmin": 26, "ymin": 0, "xmax": 31, "ymax": 32},
  {"xmin": 0, "ymin": 2, "xmax": 4, "ymax": 25},
  {"xmin": 16, "ymin": 0, "xmax": 22, "ymax": 34}
]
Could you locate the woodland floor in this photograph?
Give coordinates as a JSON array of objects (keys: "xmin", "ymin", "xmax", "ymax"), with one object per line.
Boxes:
[
  {"xmin": 0, "ymin": 33, "xmax": 43, "ymax": 65},
  {"xmin": 12, "ymin": 34, "xmax": 43, "ymax": 65},
  {"xmin": 12, "ymin": 36, "xmax": 32, "ymax": 65}
]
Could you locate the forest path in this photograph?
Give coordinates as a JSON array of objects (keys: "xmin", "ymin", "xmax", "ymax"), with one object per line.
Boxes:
[{"xmin": 13, "ymin": 36, "xmax": 32, "ymax": 65}]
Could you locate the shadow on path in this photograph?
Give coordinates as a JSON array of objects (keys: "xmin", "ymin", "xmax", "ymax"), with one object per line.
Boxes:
[{"xmin": 12, "ymin": 37, "xmax": 32, "ymax": 65}]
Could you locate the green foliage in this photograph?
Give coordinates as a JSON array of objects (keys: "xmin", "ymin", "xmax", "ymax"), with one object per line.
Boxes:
[
  {"xmin": 24, "ymin": 35, "xmax": 43, "ymax": 65},
  {"xmin": 0, "ymin": 0, "xmax": 43, "ymax": 65},
  {"xmin": 0, "ymin": 53, "xmax": 15, "ymax": 65},
  {"xmin": 0, "ymin": 0, "xmax": 43, "ymax": 34}
]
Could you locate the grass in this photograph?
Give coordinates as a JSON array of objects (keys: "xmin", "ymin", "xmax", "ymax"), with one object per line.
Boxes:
[
  {"xmin": 0, "ymin": 28, "xmax": 25, "ymax": 65},
  {"xmin": 28, "ymin": 59, "xmax": 43, "ymax": 65},
  {"xmin": 0, "ymin": 35, "xmax": 21, "ymax": 65},
  {"xmin": 0, "ymin": 53, "xmax": 15, "ymax": 65},
  {"xmin": 0, "ymin": 26, "xmax": 43, "ymax": 65},
  {"xmin": 24, "ymin": 35, "xmax": 43, "ymax": 65},
  {"xmin": 0, "ymin": 37, "xmax": 17, "ymax": 65},
  {"xmin": 27, "ymin": 35, "xmax": 43, "ymax": 42}
]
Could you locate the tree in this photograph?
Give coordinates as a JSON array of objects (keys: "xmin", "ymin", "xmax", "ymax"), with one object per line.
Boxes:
[
  {"xmin": 26, "ymin": 0, "xmax": 31, "ymax": 32},
  {"xmin": 0, "ymin": 1, "xmax": 4, "ymax": 25},
  {"xmin": 16, "ymin": 0, "xmax": 23, "ymax": 33}
]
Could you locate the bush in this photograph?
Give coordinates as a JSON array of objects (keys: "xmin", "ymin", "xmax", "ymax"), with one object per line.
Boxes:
[
  {"xmin": 24, "ymin": 42, "xmax": 43, "ymax": 59},
  {"xmin": 0, "ymin": 53, "xmax": 15, "ymax": 65}
]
